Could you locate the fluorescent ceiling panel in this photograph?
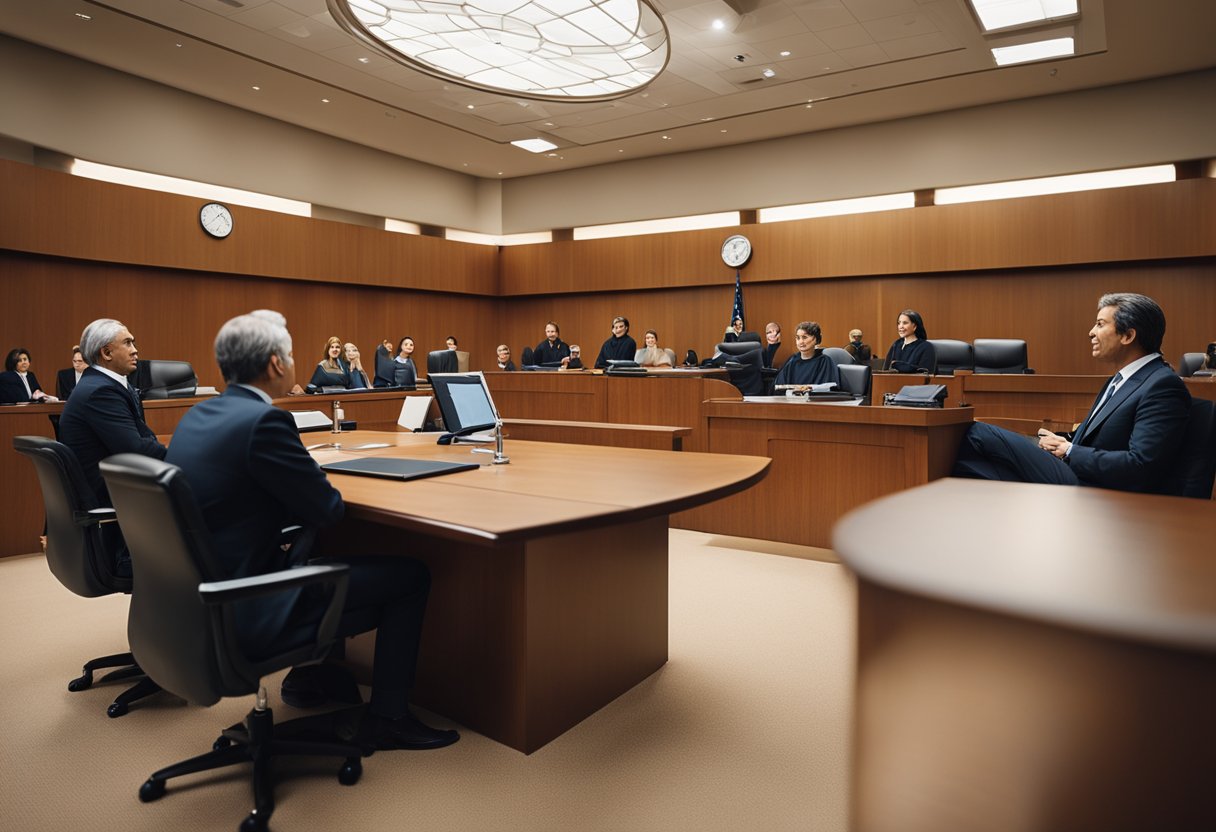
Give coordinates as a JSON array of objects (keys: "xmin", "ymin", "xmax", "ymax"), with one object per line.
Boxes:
[
  {"xmin": 991, "ymin": 36, "xmax": 1074, "ymax": 65},
  {"xmin": 935, "ymin": 165, "xmax": 1176, "ymax": 205},
  {"xmin": 969, "ymin": 0, "xmax": 1078, "ymax": 32}
]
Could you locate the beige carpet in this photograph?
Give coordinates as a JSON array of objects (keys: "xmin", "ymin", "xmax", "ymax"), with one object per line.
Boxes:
[{"xmin": 0, "ymin": 530, "xmax": 856, "ymax": 832}]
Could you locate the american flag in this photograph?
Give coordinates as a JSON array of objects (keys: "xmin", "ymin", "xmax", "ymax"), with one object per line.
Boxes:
[{"xmin": 729, "ymin": 269, "xmax": 745, "ymax": 330}]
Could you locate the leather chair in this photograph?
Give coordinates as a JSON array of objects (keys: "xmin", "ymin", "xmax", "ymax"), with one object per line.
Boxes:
[
  {"xmin": 973, "ymin": 339, "xmax": 1032, "ymax": 374},
  {"xmin": 1178, "ymin": 352, "xmax": 1206, "ymax": 377},
  {"xmin": 99, "ymin": 454, "xmax": 363, "ymax": 832},
  {"xmin": 520, "ymin": 346, "xmax": 534, "ymax": 366},
  {"xmin": 738, "ymin": 330, "xmax": 762, "ymax": 343},
  {"xmin": 837, "ymin": 363, "xmax": 872, "ymax": 404},
  {"xmin": 928, "ymin": 339, "xmax": 974, "ymax": 375},
  {"xmin": 426, "ymin": 349, "xmax": 458, "ymax": 376},
  {"xmin": 715, "ymin": 341, "xmax": 765, "ymax": 396},
  {"xmin": 13, "ymin": 436, "xmax": 161, "ymax": 717},
  {"xmin": 822, "ymin": 347, "xmax": 854, "ymax": 366},
  {"xmin": 1171, "ymin": 399, "xmax": 1216, "ymax": 498}
]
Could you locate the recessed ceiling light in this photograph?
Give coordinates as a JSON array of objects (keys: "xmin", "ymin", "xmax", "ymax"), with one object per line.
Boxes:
[
  {"xmin": 497, "ymin": 172, "xmax": 503, "ymax": 176},
  {"xmin": 511, "ymin": 138, "xmax": 559, "ymax": 153},
  {"xmin": 762, "ymin": 68, "xmax": 775, "ymax": 78},
  {"xmin": 547, "ymin": 153, "xmax": 558, "ymax": 157},
  {"xmin": 175, "ymin": 43, "xmax": 183, "ymax": 48},
  {"xmin": 779, "ymin": 51, "xmax": 791, "ymax": 57},
  {"xmin": 700, "ymin": 117, "xmax": 713, "ymax": 121},
  {"xmin": 720, "ymin": 129, "xmax": 727, "ymax": 133},
  {"xmin": 661, "ymin": 135, "xmax": 670, "ymax": 140},
  {"xmin": 251, "ymin": 86, "xmax": 261, "ymax": 91},
  {"xmin": 712, "ymin": 19, "xmax": 725, "ymax": 30},
  {"xmin": 991, "ymin": 37, "xmax": 1075, "ymax": 66},
  {"xmin": 466, "ymin": 104, "xmax": 475, "ymax": 109},
  {"xmin": 75, "ymin": 12, "xmax": 91, "ymax": 20},
  {"xmin": 544, "ymin": 122, "xmax": 554, "ymax": 127},
  {"xmin": 321, "ymin": 98, "xmax": 330, "ymax": 103},
  {"xmin": 618, "ymin": 149, "xmax": 624, "ymax": 153},
  {"xmin": 968, "ymin": 0, "xmax": 1077, "ymax": 32},
  {"xmin": 357, "ymin": 57, "xmax": 370, "ymax": 64}
]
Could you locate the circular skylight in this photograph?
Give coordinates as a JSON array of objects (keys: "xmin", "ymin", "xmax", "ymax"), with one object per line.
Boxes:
[{"xmin": 328, "ymin": 0, "xmax": 670, "ymax": 102}]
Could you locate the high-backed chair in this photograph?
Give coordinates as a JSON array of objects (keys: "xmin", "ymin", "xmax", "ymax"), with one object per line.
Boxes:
[
  {"xmin": 426, "ymin": 349, "xmax": 459, "ymax": 376},
  {"xmin": 837, "ymin": 363, "xmax": 872, "ymax": 404},
  {"xmin": 715, "ymin": 341, "xmax": 765, "ymax": 396},
  {"xmin": 822, "ymin": 347, "xmax": 855, "ymax": 366},
  {"xmin": 520, "ymin": 346, "xmax": 534, "ymax": 366},
  {"xmin": 13, "ymin": 436, "xmax": 161, "ymax": 717},
  {"xmin": 973, "ymin": 339, "xmax": 1032, "ymax": 374},
  {"xmin": 928, "ymin": 339, "xmax": 975, "ymax": 375},
  {"xmin": 99, "ymin": 454, "xmax": 362, "ymax": 832},
  {"xmin": 1178, "ymin": 353, "xmax": 1206, "ymax": 377},
  {"xmin": 1171, "ymin": 399, "xmax": 1216, "ymax": 498},
  {"xmin": 738, "ymin": 330, "xmax": 762, "ymax": 343}
]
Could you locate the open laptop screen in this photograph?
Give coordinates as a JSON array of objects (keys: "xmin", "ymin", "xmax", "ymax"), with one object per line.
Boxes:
[{"xmin": 429, "ymin": 372, "xmax": 499, "ymax": 437}]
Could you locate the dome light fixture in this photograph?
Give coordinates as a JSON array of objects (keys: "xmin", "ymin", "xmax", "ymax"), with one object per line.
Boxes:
[{"xmin": 328, "ymin": 0, "xmax": 670, "ymax": 102}]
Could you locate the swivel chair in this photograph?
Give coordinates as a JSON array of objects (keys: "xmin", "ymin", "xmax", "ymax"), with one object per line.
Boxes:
[
  {"xmin": 973, "ymin": 339, "xmax": 1032, "ymax": 374},
  {"xmin": 928, "ymin": 340, "xmax": 974, "ymax": 375},
  {"xmin": 132, "ymin": 359, "xmax": 198, "ymax": 399},
  {"xmin": 100, "ymin": 454, "xmax": 363, "ymax": 832},
  {"xmin": 837, "ymin": 363, "xmax": 873, "ymax": 404},
  {"xmin": 426, "ymin": 349, "xmax": 459, "ymax": 376},
  {"xmin": 520, "ymin": 346, "xmax": 534, "ymax": 367},
  {"xmin": 822, "ymin": 347, "xmax": 855, "ymax": 366},
  {"xmin": 13, "ymin": 436, "xmax": 161, "ymax": 717},
  {"xmin": 1178, "ymin": 352, "xmax": 1206, "ymax": 378},
  {"xmin": 715, "ymin": 341, "xmax": 765, "ymax": 396}
]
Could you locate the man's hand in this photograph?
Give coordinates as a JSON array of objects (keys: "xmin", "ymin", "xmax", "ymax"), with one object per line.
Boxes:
[{"xmin": 1037, "ymin": 429, "xmax": 1071, "ymax": 458}]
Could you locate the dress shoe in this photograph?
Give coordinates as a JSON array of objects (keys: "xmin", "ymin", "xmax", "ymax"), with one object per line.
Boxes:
[
  {"xmin": 280, "ymin": 663, "xmax": 363, "ymax": 709},
  {"xmin": 362, "ymin": 710, "xmax": 460, "ymax": 751}
]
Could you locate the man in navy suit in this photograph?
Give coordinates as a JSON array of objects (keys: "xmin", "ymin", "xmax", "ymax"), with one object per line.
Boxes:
[
  {"xmin": 954, "ymin": 293, "xmax": 1190, "ymax": 494},
  {"xmin": 56, "ymin": 346, "xmax": 87, "ymax": 399},
  {"xmin": 165, "ymin": 310, "xmax": 457, "ymax": 751}
]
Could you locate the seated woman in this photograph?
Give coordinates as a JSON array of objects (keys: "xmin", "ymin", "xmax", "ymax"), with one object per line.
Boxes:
[
  {"xmin": 0, "ymin": 347, "xmax": 57, "ymax": 403},
  {"xmin": 634, "ymin": 330, "xmax": 674, "ymax": 367},
  {"xmin": 344, "ymin": 342, "xmax": 371, "ymax": 388},
  {"xmin": 308, "ymin": 336, "xmax": 352, "ymax": 389},
  {"xmin": 883, "ymin": 309, "xmax": 936, "ymax": 373},
  {"xmin": 593, "ymin": 316, "xmax": 638, "ymax": 369},
  {"xmin": 374, "ymin": 336, "xmax": 418, "ymax": 388},
  {"xmin": 495, "ymin": 344, "xmax": 516, "ymax": 371},
  {"xmin": 773, "ymin": 322, "xmax": 840, "ymax": 389}
]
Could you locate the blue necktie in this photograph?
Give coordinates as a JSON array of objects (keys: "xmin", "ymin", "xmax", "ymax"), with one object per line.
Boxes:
[{"xmin": 1078, "ymin": 372, "xmax": 1121, "ymax": 442}]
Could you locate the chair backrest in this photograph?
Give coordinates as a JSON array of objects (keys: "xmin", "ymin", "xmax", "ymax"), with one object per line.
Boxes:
[
  {"xmin": 520, "ymin": 346, "xmax": 534, "ymax": 366},
  {"xmin": 1178, "ymin": 352, "xmax": 1206, "ymax": 377},
  {"xmin": 426, "ymin": 349, "xmax": 459, "ymax": 375},
  {"xmin": 1172, "ymin": 399, "xmax": 1216, "ymax": 498},
  {"xmin": 719, "ymin": 345, "xmax": 764, "ymax": 396},
  {"xmin": 716, "ymin": 340, "xmax": 763, "ymax": 358},
  {"xmin": 973, "ymin": 339, "xmax": 1029, "ymax": 374},
  {"xmin": 664, "ymin": 348, "xmax": 677, "ymax": 366},
  {"xmin": 454, "ymin": 350, "xmax": 470, "ymax": 373},
  {"xmin": 134, "ymin": 359, "xmax": 198, "ymax": 400},
  {"xmin": 837, "ymin": 363, "xmax": 872, "ymax": 401},
  {"xmin": 12, "ymin": 436, "xmax": 129, "ymax": 597},
  {"xmin": 929, "ymin": 339, "xmax": 975, "ymax": 375},
  {"xmin": 738, "ymin": 330, "xmax": 762, "ymax": 343},
  {"xmin": 684, "ymin": 349, "xmax": 699, "ymax": 366},
  {"xmin": 822, "ymin": 347, "xmax": 855, "ymax": 366}
]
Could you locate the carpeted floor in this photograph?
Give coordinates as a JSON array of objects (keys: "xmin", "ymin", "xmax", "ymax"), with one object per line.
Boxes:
[{"xmin": 0, "ymin": 529, "xmax": 855, "ymax": 832}]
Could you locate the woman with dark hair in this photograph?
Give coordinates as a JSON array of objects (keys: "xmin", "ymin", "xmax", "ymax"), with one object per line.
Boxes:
[
  {"xmin": 594, "ymin": 316, "xmax": 637, "ymax": 369},
  {"xmin": 883, "ymin": 309, "xmax": 936, "ymax": 373},
  {"xmin": 773, "ymin": 322, "xmax": 839, "ymax": 388},
  {"xmin": 634, "ymin": 329, "xmax": 674, "ymax": 367},
  {"xmin": 0, "ymin": 347, "xmax": 56, "ymax": 403},
  {"xmin": 308, "ymin": 336, "xmax": 353, "ymax": 389}
]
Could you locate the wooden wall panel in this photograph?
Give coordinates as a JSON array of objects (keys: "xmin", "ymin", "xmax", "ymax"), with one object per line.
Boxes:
[
  {"xmin": 500, "ymin": 179, "xmax": 1216, "ymax": 295},
  {"xmin": 0, "ymin": 160, "xmax": 498, "ymax": 295}
]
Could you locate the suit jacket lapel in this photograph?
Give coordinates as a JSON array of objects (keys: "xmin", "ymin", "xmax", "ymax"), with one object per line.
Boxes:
[{"xmin": 1078, "ymin": 359, "xmax": 1157, "ymax": 444}]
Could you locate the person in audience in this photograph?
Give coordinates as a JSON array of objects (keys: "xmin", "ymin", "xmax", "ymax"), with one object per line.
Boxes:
[
  {"xmin": 883, "ymin": 309, "xmax": 935, "ymax": 373},
  {"xmin": 594, "ymin": 316, "xmax": 638, "ymax": 368},
  {"xmin": 762, "ymin": 322, "xmax": 782, "ymax": 369},
  {"xmin": 635, "ymin": 330, "xmax": 674, "ymax": 367},
  {"xmin": 344, "ymin": 343, "xmax": 370, "ymax": 388},
  {"xmin": 446, "ymin": 336, "xmax": 458, "ymax": 350},
  {"xmin": 308, "ymin": 336, "xmax": 352, "ymax": 389},
  {"xmin": 564, "ymin": 345, "xmax": 584, "ymax": 370},
  {"xmin": 495, "ymin": 344, "xmax": 516, "ymax": 371},
  {"xmin": 954, "ymin": 293, "xmax": 1190, "ymax": 494},
  {"xmin": 165, "ymin": 309, "xmax": 458, "ymax": 751},
  {"xmin": 374, "ymin": 337, "xmax": 417, "ymax": 388},
  {"xmin": 56, "ymin": 345, "xmax": 87, "ymax": 400},
  {"xmin": 534, "ymin": 321, "xmax": 571, "ymax": 366},
  {"xmin": 59, "ymin": 318, "xmax": 167, "ymax": 574},
  {"xmin": 724, "ymin": 317, "xmax": 744, "ymax": 342},
  {"xmin": 773, "ymin": 321, "xmax": 840, "ymax": 389},
  {"xmin": 845, "ymin": 329, "xmax": 872, "ymax": 363},
  {"xmin": 1, "ymin": 347, "xmax": 56, "ymax": 403}
]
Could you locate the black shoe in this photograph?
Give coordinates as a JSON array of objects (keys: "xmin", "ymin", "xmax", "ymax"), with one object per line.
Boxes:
[
  {"xmin": 364, "ymin": 710, "xmax": 460, "ymax": 751},
  {"xmin": 281, "ymin": 664, "xmax": 363, "ymax": 709}
]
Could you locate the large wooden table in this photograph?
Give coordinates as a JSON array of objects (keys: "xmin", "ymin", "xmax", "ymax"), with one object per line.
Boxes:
[
  {"xmin": 834, "ymin": 479, "xmax": 1216, "ymax": 832},
  {"xmin": 674, "ymin": 401, "xmax": 973, "ymax": 548},
  {"xmin": 310, "ymin": 430, "xmax": 769, "ymax": 753}
]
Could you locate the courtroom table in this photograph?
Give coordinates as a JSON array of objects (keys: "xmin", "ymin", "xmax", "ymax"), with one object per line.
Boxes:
[
  {"xmin": 1185, "ymin": 374, "xmax": 1216, "ymax": 402},
  {"xmin": 834, "ymin": 479, "xmax": 1216, "ymax": 832},
  {"xmin": 502, "ymin": 418, "xmax": 689, "ymax": 451},
  {"xmin": 485, "ymin": 370, "xmax": 739, "ymax": 453},
  {"xmin": 1, "ymin": 388, "xmax": 429, "ymax": 558},
  {"xmin": 673, "ymin": 401, "xmax": 973, "ymax": 548},
  {"xmin": 309, "ymin": 431, "xmax": 769, "ymax": 753}
]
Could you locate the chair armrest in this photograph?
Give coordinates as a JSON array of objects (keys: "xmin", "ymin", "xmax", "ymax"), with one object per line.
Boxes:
[
  {"xmin": 198, "ymin": 563, "xmax": 349, "ymax": 605},
  {"xmin": 73, "ymin": 507, "xmax": 117, "ymax": 527}
]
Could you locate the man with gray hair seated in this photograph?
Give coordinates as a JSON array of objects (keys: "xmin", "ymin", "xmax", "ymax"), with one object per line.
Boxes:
[
  {"xmin": 59, "ymin": 318, "xmax": 167, "ymax": 574},
  {"xmin": 165, "ymin": 309, "xmax": 458, "ymax": 751}
]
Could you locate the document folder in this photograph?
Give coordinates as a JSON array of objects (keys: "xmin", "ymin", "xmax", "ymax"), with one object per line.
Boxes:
[{"xmin": 321, "ymin": 457, "xmax": 478, "ymax": 481}]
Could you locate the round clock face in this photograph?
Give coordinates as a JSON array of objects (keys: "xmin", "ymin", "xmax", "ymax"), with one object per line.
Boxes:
[
  {"xmin": 200, "ymin": 202, "xmax": 233, "ymax": 238},
  {"xmin": 721, "ymin": 234, "xmax": 751, "ymax": 268}
]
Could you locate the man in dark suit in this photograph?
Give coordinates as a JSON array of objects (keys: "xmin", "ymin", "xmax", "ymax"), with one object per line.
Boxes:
[
  {"xmin": 533, "ymin": 321, "xmax": 570, "ymax": 366},
  {"xmin": 165, "ymin": 310, "xmax": 457, "ymax": 751},
  {"xmin": 953, "ymin": 293, "xmax": 1190, "ymax": 493},
  {"xmin": 56, "ymin": 345, "xmax": 87, "ymax": 399},
  {"xmin": 59, "ymin": 320, "xmax": 167, "ymax": 509}
]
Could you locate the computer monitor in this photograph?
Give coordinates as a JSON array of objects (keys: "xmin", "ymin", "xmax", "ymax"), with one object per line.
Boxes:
[{"xmin": 429, "ymin": 372, "xmax": 501, "ymax": 439}]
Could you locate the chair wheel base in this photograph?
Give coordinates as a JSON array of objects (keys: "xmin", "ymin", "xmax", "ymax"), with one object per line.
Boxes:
[
  {"xmin": 68, "ymin": 673, "xmax": 93, "ymax": 692},
  {"xmin": 338, "ymin": 758, "xmax": 362, "ymax": 786},
  {"xmin": 139, "ymin": 779, "xmax": 166, "ymax": 802},
  {"xmin": 240, "ymin": 812, "xmax": 268, "ymax": 832},
  {"xmin": 107, "ymin": 701, "xmax": 129, "ymax": 718}
]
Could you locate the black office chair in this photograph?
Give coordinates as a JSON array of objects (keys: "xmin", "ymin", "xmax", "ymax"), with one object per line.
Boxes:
[
  {"xmin": 132, "ymin": 359, "xmax": 198, "ymax": 399},
  {"xmin": 1171, "ymin": 399, "xmax": 1216, "ymax": 498},
  {"xmin": 426, "ymin": 349, "xmax": 459, "ymax": 376},
  {"xmin": 99, "ymin": 454, "xmax": 363, "ymax": 832},
  {"xmin": 973, "ymin": 339, "xmax": 1032, "ymax": 374},
  {"xmin": 520, "ymin": 346, "xmax": 534, "ymax": 367},
  {"xmin": 822, "ymin": 347, "xmax": 855, "ymax": 366},
  {"xmin": 837, "ymin": 363, "xmax": 872, "ymax": 404},
  {"xmin": 1178, "ymin": 353, "xmax": 1206, "ymax": 378},
  {"xmin": 738, "ymin": 330, "xmax": 762, "ymax": 343},
  {"xmin": 13, "ymin": 436, "xmax": 161, "ymax": 717},
  {"xmin": 928, "ymin": 339, "xmax": 974, "ymax": 375},
  {"xmin": 715, "ymin": 342, "xmax": 765, "ymax": 396}
]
